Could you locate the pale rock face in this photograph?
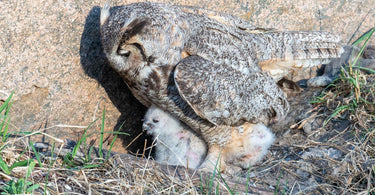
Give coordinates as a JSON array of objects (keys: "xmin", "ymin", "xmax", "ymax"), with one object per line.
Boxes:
[{"xmin": 143, "ymin": 105, "xmax": 207, "ymax": 169}]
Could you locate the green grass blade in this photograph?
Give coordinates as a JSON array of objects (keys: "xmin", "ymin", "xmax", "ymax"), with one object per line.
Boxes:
[
  {"xmin": 26, "ymin": 183, "xmax": 40, "ymax": 193},
  {"xmin": 283, "ymin": 177, "xmax": 288, "ymax": 194},
  {"xmin": 15, "ymin": 148, "xmax": 28, "ymax": 162},
  {"xmin": 62, "ymin": 154, "xmax": 73, "ymax": 167},
  {"xmin": 359, "ymin": 97, "xmax": 375, "ymax": 105},
  {"xmin": 199, "ymin": 174, "xmax": 204, "ymax": 193},
  {"xmin": 352, "ymin": 27, "xmax": 375, "ymax": 67},
  {"xmin": 274, "ymin": 169, "xmax": 283, "ymax": 195},
  {"xmin": 10, "ymin": 180, "xmax": 17, "ymax": 194},
  {"xmin": 99, "ymin": 108, "xmax": 105, "ymax": 161},
  {"xmin": 16, "ymin": 178, "xmax": 25, "ymax": 194},
  {"xmin": 0, "ymin": 92, "xmax": 13, "ymax": 113},
  {"xmin": 1, "ymin": 100, "xmax": 12, "ymax": 143},
  {"xmin": 0, "ymin": 157, "xmax": 10, "ymax": 175},
  {"xmin": 1, "ymin": 116, "xmax": 10, "ymax": 143},
  {"xmin": 352, "ymin": 66, "xmax": 375, "ymax": 74},
  {"xmin": 323, "ymin": 105, "xmax": 350, "ymax": 127},
  {"xmin": 9, "ymin": 159, "xmax": 34, "ymax": 171},
  {"xmin": 87, "ymin": 145, "xmax": 94, "ymax": 162},
  {"xmin": 106, "ymin": 121, "xmax": 126, "ymax": 161},
  {"xmin": 218, "ymin": 173, "xmax": 233, "ymax": 194},
  {"xmin": 82, "ymin": 118, "xmax": 105, "ymax": 162},
  {"xmin": 352, "ymin": 27, "xmax": 375, "ymax": 46},
  {"xmin": 29, "ymin": 141, "xmax": 43, "ymax": 168},
  {"xmin": 83, "ymin": 164, "xmax": 101, "ymax": 169},
  {"xmin": 26, "ymin": 160, "xmax": 36, "ymax": 178},
  {"xmin": 106, "ymin": 135, "xmax": 117, "ymax": 161},
  {"xmin": 208, "ymin": 153, "xmax": 221, "ymax": 195},
  {"xmin": 71, "ymin": 138, "xmax": 83, "ymax": 159},
  {"xmin": 102, "ymin": 131, "xmax": 129, "ymax": 136},
  {"xmin": 4, "ymin": 180, "xmax": 16, "ymax": 194},
  {"xmin": 72, "ymin": 128, "xmax": 90, "ymax": 160}
]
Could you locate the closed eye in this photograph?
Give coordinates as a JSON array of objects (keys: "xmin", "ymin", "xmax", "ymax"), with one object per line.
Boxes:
[
  {"xmin": 118, "ymin": 49, "xmax": 130, "ymax": 56},
  {"xmin": 153, "ymin": 119, "xmax": 159, "ymax": 123},
  {"xmin": 117, "ymin": 43, "xmax": 131, "ymax": 56}
]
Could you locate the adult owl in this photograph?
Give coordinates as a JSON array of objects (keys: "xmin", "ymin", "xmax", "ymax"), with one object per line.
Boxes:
[{"xmin": 100, "ymin": 2, "xmax": 343, "ymax": 170}]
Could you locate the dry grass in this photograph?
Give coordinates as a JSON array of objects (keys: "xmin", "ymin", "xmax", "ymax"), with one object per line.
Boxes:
[
  {"xmin": 0, "ymin": 136, "xmax": 206, "ymax": 194},
  {"xmin": 305, "ymin": 69, "xmax": 375, "ymax": 194}
]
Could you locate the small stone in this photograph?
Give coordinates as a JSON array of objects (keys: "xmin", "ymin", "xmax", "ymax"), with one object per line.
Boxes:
[
  {"xmin": 33, "ymin": 142, "xmax": 49, "ymax": 152},
  {"xmin": 302, "ymin": 117, "xmax": 324, "ymax": 135}
]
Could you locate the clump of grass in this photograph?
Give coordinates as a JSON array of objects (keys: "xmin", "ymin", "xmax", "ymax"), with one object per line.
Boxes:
[
  {"xmin": 309, "ymin": 27, "xmax": 375, "ymax": 193},
  {"xmin": 1, "ymin": 160, "xmax": 39, "ymax": 195},
  {"xmin": 0, "ymin": 92, "xmax": 13, "ymax": 145},
  {"xmin": 312, "ymin": 27, "xmax": 375, "ymax": 131},
  {"xmin": 198, "ymin": 153, "xmax": 237, "ymax": 194},
  {"xmin": 0, "ymin": 93, "xmax": 40, "ymax": 194}
]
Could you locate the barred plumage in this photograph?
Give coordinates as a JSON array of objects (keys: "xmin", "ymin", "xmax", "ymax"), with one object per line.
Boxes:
[{"xmin": 100, "ymin": 2, "xmax": 343, "ymax": 170}]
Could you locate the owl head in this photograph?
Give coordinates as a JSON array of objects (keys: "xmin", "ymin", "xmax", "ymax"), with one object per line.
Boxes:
[
  {"xmin": 100, "ymin": 2, "xmax": 189, "ymax": 77},
  {"xmin": 100, "ymin": 3, "xmax": 153, "ymax": 73}
]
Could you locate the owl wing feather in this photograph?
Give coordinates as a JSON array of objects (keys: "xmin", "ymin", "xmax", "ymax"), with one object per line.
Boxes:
[{"xmin": 174, "ymin": 55, "xmax": 289, "ymax": 126}]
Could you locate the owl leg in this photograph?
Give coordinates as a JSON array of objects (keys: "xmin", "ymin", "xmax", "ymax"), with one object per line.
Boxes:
[{"xmin": 198, "ymin": 144, "xmax": 227, "ymax": 173}]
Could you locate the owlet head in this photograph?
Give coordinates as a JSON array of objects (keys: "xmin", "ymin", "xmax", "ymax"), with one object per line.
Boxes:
[
  {"xmin": 143, "ymin": 105, "xmax": 166, "ymax": 135},
  {"xmin": 143, "ymin": 105, "xmax": 183, "ymax": 136}
]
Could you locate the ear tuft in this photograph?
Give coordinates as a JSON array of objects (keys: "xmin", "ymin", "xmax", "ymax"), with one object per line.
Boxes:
[
  {"xmin": 100, "ymin": 3, "xmax": 110, "ymax": 26},
  {"xmin": 120, "ymin": 18, "xmax": 150, "ymax": 39}
]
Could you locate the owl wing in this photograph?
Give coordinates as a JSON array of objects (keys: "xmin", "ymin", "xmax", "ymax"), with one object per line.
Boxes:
[
  {"xmin": 178, "ymin": 5, "xmax": 276, "ymax": 33},
  {"xmin": 174, "ymin": 55, "xmax": 289, "ymax": 126}
]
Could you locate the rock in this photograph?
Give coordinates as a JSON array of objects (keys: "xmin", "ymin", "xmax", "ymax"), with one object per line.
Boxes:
[
  {"xmin": 364, "ymin": 45, "xmax": 375, "ymax": 59},
  {"xmin": 33, "ymin": 142, "xmax": 49, "ymax": 152},
  {"xmin": 301, "ymin": 148, "xmax": 343, "ymax": 160},
  {"xmin": 302, "ymin": 117, "xmax": 325, "ymax": 135},
  {"xmin": 326, "ymin": 148, "xmax": 343, "ymax": 160}
]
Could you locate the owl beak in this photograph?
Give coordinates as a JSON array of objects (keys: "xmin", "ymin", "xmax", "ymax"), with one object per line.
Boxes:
[{"xmin": 142, "ymin": 122, "xmax": 154, "ymax": 133}]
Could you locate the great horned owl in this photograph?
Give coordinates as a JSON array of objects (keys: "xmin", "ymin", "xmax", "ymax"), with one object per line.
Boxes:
[
  {"xmin": 143, "ymin": 105, "xmax": 207, "ymax": 169},
  {"xmin": 100, "ymin": 2, "xmax": 343, "ymax": 170}
]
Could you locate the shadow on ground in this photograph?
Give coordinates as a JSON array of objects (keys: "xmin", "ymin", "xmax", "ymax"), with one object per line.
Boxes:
[{"xmin": 79, "ymin": 6, "xmax": 152, "ymax": 154}]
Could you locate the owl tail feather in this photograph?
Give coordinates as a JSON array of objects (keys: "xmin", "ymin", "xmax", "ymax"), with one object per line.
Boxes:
[{"xmin": 256, "ymin": 31, "xmax": 344, "ymax": 81}]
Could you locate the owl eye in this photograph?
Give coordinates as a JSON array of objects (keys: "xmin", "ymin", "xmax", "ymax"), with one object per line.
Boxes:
[
  {"xmin": 118, "ymin": 49, "xmax": 131, "ymax": 56},
  {"xmin": 153, "ymin": 119, "xmax": 159, "ymax": 123}
]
